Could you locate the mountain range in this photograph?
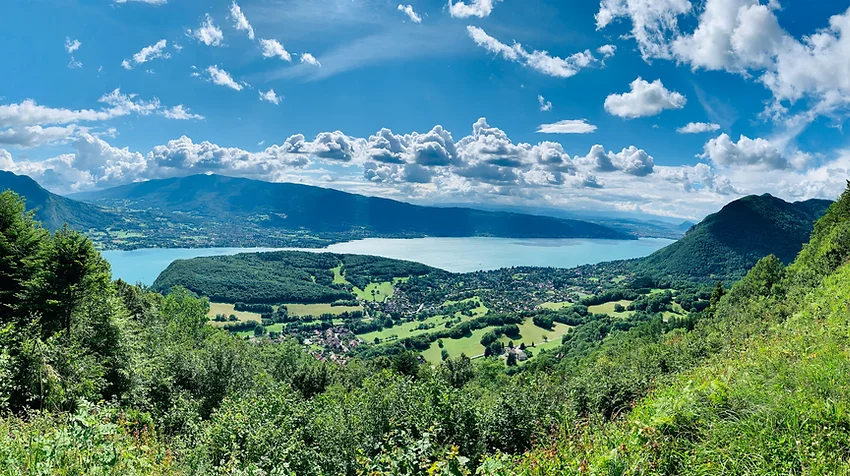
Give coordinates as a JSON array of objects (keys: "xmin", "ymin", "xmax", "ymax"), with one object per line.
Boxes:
[
  {"xmin": 70, "ymin": 174, "xmax": 631, "ymax": 240},
  {"xmin": 1, "ymin": 172, "xmax": 630, "ymax": 244},
  {"xmin": 0, "ymin": 171, "xmax": 835, "ymax": 282}
]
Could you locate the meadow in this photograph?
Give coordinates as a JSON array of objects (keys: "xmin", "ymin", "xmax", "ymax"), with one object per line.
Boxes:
[{"xmin": 208, "ymin": 302, "xmax": 361, "ymax": 325}]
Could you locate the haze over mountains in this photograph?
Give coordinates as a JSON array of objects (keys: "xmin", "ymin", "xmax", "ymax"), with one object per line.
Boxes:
[{"xmin": 71, "ymin": 174, "xmax": 631, "ymax": 240}]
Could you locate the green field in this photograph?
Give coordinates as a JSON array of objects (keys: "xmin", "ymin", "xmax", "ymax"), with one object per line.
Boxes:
[
  {"xmin": 359, "ymin": 298, "xmax": 488, "ymax": 343},
  {"xmin": 443, "ymin": 297, "xmax": 489, "ymax": 317},
  {"xmin": 588, "ymin": 300, "xmax": 633, "ymax": 318},
  {"xmin": 359, "ymin": 314, "xmax": 452, "ymax": 343},
  {"xmin": 354, "ymin": 281, "xmax": 395, "ymax": 302},
  {"xmin": 285, "ymin": 303, "xmax": 361, "ymax": 317},
  {"xmin": 208, "ymin": 302, "xmax": 361, "ymax": 326},
  {"xmin": 421, "ymin": 318, "xmax": 573, "ymax": 364},
  {"xmin": 539, "ymin": 301, "xmax": 572, "ymax": 311},
  {"xmin": 331, "ymin": 264, "xmax": 348, "ymax": 284},
  {"xmin": 208, "ymin": 303, "xmax": 263, "ymax": 325},
  {"xmin": 421, "ymin": 326, "xmax": 495, "ymax": 363},
  {"xmin": 500, "ymin": 320, "xmax": 572, "ymax": 347}
]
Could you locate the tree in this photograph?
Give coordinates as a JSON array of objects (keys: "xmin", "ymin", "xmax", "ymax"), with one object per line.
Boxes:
[
  {"xmin": 506, "ymin": 352, "xmax": 517, "ymax": 367},
  {"xmin": 27, "ymin": 227, "xmax": 112, "ymax": 338},
  {"xmin": 613, "ymin": 303, "xmax": 625, "ymax": 313},
  {"xmin": 0, "ymin": 191, "xmax": 47, "ymax": 325},
  {"xmin": 440, "ymin": 354, "xmax": 474, "ymax": 388},
  {"xmin": 441, "ymin": 349, "xmax": 449, "ymax": 361},
  {"xmin": 392, "ymin": 351, "xmax": 420, "ymax": 377},
  {"xmin": 487, "ymin": 340, "xmax": 504, "ymax": 357},
  {"xmin": 254, "ymin": 325, "xmax": 267, "ymax": 337},
  {"xmin": 710, "ymin": 281, "xmax": 726, "ymax": 311}
]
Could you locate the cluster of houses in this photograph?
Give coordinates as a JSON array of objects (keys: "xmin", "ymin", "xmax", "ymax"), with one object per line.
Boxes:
[{"xmin": 302, "ymin": 326, "xmax": 364, "ymax": 364}]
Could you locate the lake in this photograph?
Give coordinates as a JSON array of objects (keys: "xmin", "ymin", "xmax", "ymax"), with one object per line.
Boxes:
[{"xmin": 102, "ymin": 237, "xmax": 674, "ymax": 285}]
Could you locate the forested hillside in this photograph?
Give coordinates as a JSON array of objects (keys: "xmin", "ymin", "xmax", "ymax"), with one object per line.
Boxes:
[
  {"xmin": 0, "ymin": 184, "xmax": 849, "ymax": 475},
  {"xmin": 74, "ymin": 174, "xmax": 632, "ymax": 240},
  {"xmin": 636, "ymin": 193, "xmax": 831, "ymax": 282},
  {"xmin": 0, "ymin": 170, "xmax": 117, "ymax": 231},
  {"xmin": 152, "ymin": 251, "xmax": 438, "ymax": 303}
]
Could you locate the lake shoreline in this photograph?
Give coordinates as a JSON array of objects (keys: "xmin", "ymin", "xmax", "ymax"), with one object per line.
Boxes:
[{"xmin": 103, "ymin": 237, "xmax": 674, "ymax": 286}]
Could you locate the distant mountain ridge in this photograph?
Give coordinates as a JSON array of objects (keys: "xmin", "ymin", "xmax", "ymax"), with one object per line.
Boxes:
[
  {"xmin": 636, "ymin": 193, "xmax": 833, "ymax": 281},
  {"xmin": 0, "ymin": 171, "xmax": 117, "ymax": 231},
  {"xmin": 73, "ymin": 174, "xmax": 633, "ymax": 240}
]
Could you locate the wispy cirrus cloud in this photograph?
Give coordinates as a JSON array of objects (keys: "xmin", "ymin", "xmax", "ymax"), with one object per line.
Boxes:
[
  {"xmin": 467, "ymin": 26, "xmax": 598, "ymax": 79},
  {"xmin": 204, "ymin": 65, "xmax": 245, "ymax": 90},
  {"xmin": 229, "ymin": 1, "xmax": 255, "ymax": 40},
  {"xmin": 122, "ymin": 39, "xmax": 169, "ymax": 70}
]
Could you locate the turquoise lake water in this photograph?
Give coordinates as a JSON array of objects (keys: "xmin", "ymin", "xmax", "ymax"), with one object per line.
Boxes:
[{"xmin": 102, "ymin": 237, "xmax": 674, "ymax": 285}]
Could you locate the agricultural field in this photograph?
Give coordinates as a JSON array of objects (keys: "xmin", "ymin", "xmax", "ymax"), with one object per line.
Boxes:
[
  {"xmin": 358, "ymin": 297, "xmax": 488, "ymax": 343},
  {"xmin": 359, "ymin": 314, "xmax": 452, "ymax": 343},
  {"xmin": 539, "ymin": 301, "xmax": 572, "ymax": 311},
  {"xmin": 588, "ymin": 299, "xmax": 633, "ymax": 318},
  {"xmin": 420, "ymin": 318, "xmax": 572, "ymax": 364},
  {"xmin": 208, "ymin": 302, "xmax": 361, "ymax": 326},
  {"xmin": 208, "ymin": 303, "xmax": 263, "ymax": 326},
  {"xmin": 354, "ymin": 281, "xmax": 395, "ymax": 302},
  {"xmin": 285, "ymin": 303, "xmax": 362, "ymax": 317},
  {"xmin": 500, "ymin": 319, "xmax": 572, "ymax": 348},
  {"xmin": 443, "ymin": 296, "xmax": 489, "ymax": 317},
  {"xmin": 331, "ymin": 264, "xmax": 347, "ymax": 284}
]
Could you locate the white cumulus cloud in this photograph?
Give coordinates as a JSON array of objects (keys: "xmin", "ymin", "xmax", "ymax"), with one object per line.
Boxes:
[
  {"xmin": 701, "ymin": 133, "xmax": 789, "ymax": 170},
  {"xmin": 260, "ymin": 39, "xmax": 291, "ymax": 61},
  {"xmin": 259, "ymin": 89, "xmax": 281, "ymax": 105},
  {"xmin": 204, "ymin": 65, "xmax": 244, "ymax": 91},
  {"xmin": 449, "ymin": 0, "xmax": 501, "ymax": 18},
  {"xmin": 595, "ymin": 0, "xmax": 692, "ymax": 60},
  {"xmin": 188, "ymin": 14, "xmax": 224, "ymax": 47},
  {"xmin": 604, "ymin": 77, "xmax": 686, "ymax": 118},
  {"xmin": 300, "ymin": 53, "xmax": 321, "ymax": 67},
  {"xmin": 64, "ymin": 38, "xmax": 81, "ymax": 53},
  {"xmin": 122, "ymin": 39, "xmax": 169, "ymax": 70},
  {"xmin": 398, "ymin": 4, "xmax": 422, "ymax": 23}
]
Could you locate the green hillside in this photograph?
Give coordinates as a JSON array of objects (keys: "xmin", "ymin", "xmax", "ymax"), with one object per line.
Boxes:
[
  {"xmin": 152, "ymin": 250, "xmax": 438, "ymax": 303},
  {"xmin": 0, "ymin": 170, "xmax": 117, "ymax": 231},
  {"xmin": 636, "ymin": 193, "xmax": 832, "ymax": 282},
  {"xmin": 494, "ymin": 183, "xmax": 850, "ymax": 474},
  {"xmin": 74, "ymin": 173, "xmax": 633, "ymax": 240}
]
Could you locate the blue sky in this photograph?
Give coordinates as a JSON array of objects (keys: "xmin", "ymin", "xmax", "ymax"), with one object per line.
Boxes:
[{"xmin": 1, "ymin": 0, "xmax": 850, "ymax": 219}]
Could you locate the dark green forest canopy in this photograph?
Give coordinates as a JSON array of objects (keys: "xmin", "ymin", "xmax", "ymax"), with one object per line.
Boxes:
[
  {"xmin": 151, "ymin": 250, "xmax": 440, "ymax": 303},
  {"xmin": 635, "ymin": 193, "xmax": 832, "ymax": 282}
]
